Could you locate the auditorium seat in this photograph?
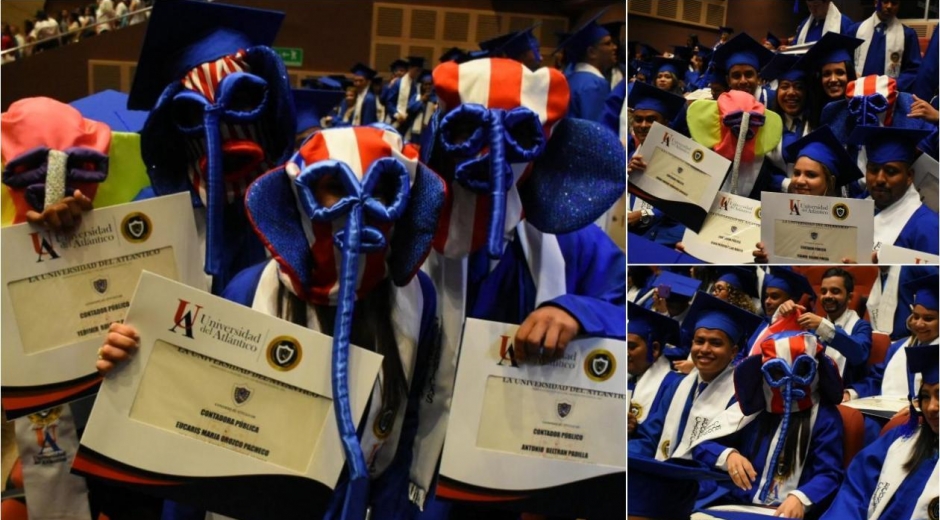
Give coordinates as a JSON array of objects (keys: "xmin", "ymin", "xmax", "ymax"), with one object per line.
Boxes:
[
  {"xmin": 868, "ymin": 332, "xmax": 892, "ymax": 366},
  {"xmin": 837, "ymin": 404, "xmax": 866, "ymax": 469},
  {"xmin": 881, "ymin": 411, "xmax": 918, "ymax": 435}
]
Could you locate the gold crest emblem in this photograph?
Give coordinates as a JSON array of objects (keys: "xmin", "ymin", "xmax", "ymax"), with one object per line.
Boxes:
[
  {"xmin": 660, "ymin": 439, "xmax": 671, "ymax": 458},
  {"xmin": 929, "ymin": 496, "xmax": 938, "ymax": 520},
  {"xmin": 120, "ymin": 212, "xmax": 153, "ymax": 243},
  {"xmin": 630, "ymin": 400, "xmax": 644, "ymax": 420},
  {"xmin": 27, "ymin": 406, "xmax": 63, "ymax": 427}
]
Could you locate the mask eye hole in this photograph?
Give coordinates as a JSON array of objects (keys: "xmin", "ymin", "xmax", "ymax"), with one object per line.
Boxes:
[
  {"xmin": 314, "ymin": 173, "xmax": 348, "ymax": 209},
  {"xmin": 791, "ymin": 355, "xmax": 817, "ymax": 381},
  {"xmin": 2, "ymin": 146, "xmax": 50, "ymax": 187},
  {"xmin": 767, "ymin": 365, "xmax": 786, "ymax": 382},
  {"xmin": 218, "ymin": 72, "xmax": 269, "ymax": 120},
  {"xmin": 370, "ymin": 173, "xmax": 399, "ymax": 207},
  {"xmin": 172, "ymin": 95, "xmax": 206, "ymax": 134},
  {"xmin": 502, "ymin": 108, "xmax": 545, "ymax": 161},
  {"xmin": 439, "ymin": 104, "xmax": 488, "ymax": 157},
  {"xmin": 761, "ymin": 358, "xmax": 791, "ymax": 386},
  {"xmin": 65, "ymin": 148, "xmax": 108, "ymax": 183}
]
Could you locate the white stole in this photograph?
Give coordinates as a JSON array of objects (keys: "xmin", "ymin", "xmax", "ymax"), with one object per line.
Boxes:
[
  {"xmin": 574, "ymin": 62, "xmax": 605, "ymax": 79},
  {"xmin": 250, "ymin": 260, "xmax": 422, "ymax": 479},
  {"xmin": 854, "ymin": 13, "xmax": 906, "ymax": 80},
  {"xmin": 631, "ymin": 355, "xmax": 674, "ymax": 424},
  {"xmin": 353, "ymin": 89, "xmax": 367, "ymax": 126},
  {"xmin": 882, "ymin": 338, "xmax": 914, "ymax": 397},
  {"xmin": 657, "ymin": 366, "xmax": 750, "ymax": 461},
  {"xmin": 796, "ymin": 3, "xmax": 844, "ymax": 45},
  {"xmin": 873, "ymin": 184, "xmax": 923, "ymax": 251},
  {"xmin": 867, "ymin": 266, "xmax": 901, "ymax": 334},
  {"xmin": 751, "ymin": 405, "xmax": 820, "ymax": 506},
  {"xmin": 868, "ymin": 432, "xmax": 940, "ymax": 520},
  {"xmin": 822, "ymin": 309, "xmax": 861, "ymax": 375},
  {"xmin": 394, "ymin": 74, "xmax": 414, "ymax": 119}
]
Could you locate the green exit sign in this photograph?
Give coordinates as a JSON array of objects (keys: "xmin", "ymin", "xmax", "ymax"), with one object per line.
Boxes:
[{"xmin": 273, "ymin": 47, "xmax": 304, "ymax": 67}]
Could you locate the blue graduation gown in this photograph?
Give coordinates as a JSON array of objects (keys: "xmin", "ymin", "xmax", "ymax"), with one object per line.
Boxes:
[
  {"xmin": 848, "ymin": 336, "xmax": 908, "ymax": 399},
  {"xmin": 600, "ymin": 80, "xmax": 626, "ymax": 139},
  {"xmin": 467, "ymin": 224, "xmax": 625, "ymax": 339},
  {"xmin": 890, "ymin": 204, "xmax": 940, "ymax": 256},
  {"xmin": 794, "ymin": 13, "xmax": 854, "ymax": 44},
  {"xmin": 337, "ymin": 91, "xmax": 379, "ymax": 126},
  {"xmin": 852, "ymin": 22, "xmax": 922, "ymax": 92},
  {"xmin": 384, "ymin": 78, "xmax": 418, "ymax": 124},
  {"xmin": 823, "ymin": 316, "xmax": 872, "ymax": 387},
  {"xmin": 694, "ymin": 405, "xmax": 844, "ymax": 509},
  {"xmin": 820, "ymin": 427, "xmax": 938, "ymax": 520},
  {"xmin": 627, "ymin": 374, "xmax": 690, "ymax": 458},
  {"xmin": 565, "ymin": 69, "xmax": 610, "ymax": 123},
  {"xmin": 628, "ymin": 369, "xmax": 684, "ymax": 440},
  {"xmin": 219, "ymin": 263, "xmax": 439, "ymax": 520},
  {"xmin": 913, "ymin": 26, "xmax": 939, "ymax": 103}
]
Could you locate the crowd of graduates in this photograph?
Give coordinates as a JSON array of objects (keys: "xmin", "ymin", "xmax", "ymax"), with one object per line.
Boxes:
[
  {"xmin": 627, "ymin": 264, "xmax": 939, "ymax": 519},
  {"xmin": 625, "ymin": 0, "xmax": 940, "ymax": 263}
]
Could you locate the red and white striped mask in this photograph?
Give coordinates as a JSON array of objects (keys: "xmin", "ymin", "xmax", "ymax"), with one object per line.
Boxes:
[
  {"xmin": 759, "ymin": 331, "xmax": 823, "ymax": 414},
  {"xmin": 280, "ymin": 126, "xmax": 420, "ymax": 305},
  {"xmin": 177, "ymin": 50, "xmax": 275, "ymax": 206},
  {"xmin": 431, "ymin": 58, "xmax": 570, "ymax": 258},
  {"xmin": 846, "ymin": 75, "xmax": 897, "ymax": 127}
]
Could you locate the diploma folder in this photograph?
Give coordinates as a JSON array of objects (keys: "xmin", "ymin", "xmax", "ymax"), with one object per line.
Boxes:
[{"xmin": 74, "ymin": 272, "xmax": 382, "ymax": 519}]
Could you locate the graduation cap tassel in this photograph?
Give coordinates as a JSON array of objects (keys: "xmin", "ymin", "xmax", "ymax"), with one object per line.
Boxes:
[{"xmin": 729, "ymin": 111, "xmax": 750, "ymax": 196}]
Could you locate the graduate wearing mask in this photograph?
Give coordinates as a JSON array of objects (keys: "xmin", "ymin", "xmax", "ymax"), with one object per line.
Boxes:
[
  {"xmin": 127, "ymin": 0, "xmax": 296, "ymax": 295},
  {"xmin": 698, "ymin": 325, "xmax": 845, "ymax": 518},
  {"xmin": 821, "ymin": 345, "xmax": 939, "ymax": 520}
]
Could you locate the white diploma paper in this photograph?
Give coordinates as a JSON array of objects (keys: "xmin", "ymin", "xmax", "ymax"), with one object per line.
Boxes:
[
  {"xmin": 1, "ymin": 193, "xmax": 202, "ymax": 418},
  {"xmin": 877, "ymin": 244, "xmax": 940, "ymax": 265},
  {"xmin": 840, "ymin": 396, "xmax": 910, "ymax": 419},
  {"xmin": 438, "ymin": 319, "xmax": 624, "ymax": 515},
  {"xmin": 77, "ymin": 273, "xmax": 382, "ymax": 517},
  {"xmin": 630, "ymin": 122, "xmax": 730, "ymax": 232},
  {"xmin": 761, "ymin": 192, "xmax": 874, "ymax": 264},
  {"xmin": 681, "ymin": 191, "xmax": 761, "ymax": 263},
  {"xmin": 911, "ymin": 153, "xmax": 939, "ymax": 213}
]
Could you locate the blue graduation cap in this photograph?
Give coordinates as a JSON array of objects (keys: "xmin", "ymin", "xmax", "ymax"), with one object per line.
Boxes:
[
  {"xmin": 652, "ymin": 270, "xmax": 702, "ymax": 300},
  {"xmin": 628, "ymin": 455, "xmax": 730, "ymax": 519},
  {"xmin": 715, "ymin": 266, "xmax": 759, "ymax": 298},
  {"xmin": 799, "ymin": 31, "xmax": 864, "ymax": 70},
  {"xmin": 765, "ymin": 32, "xmax": 782, "ymax": 48},
  {"xmin": 439, "ymin": 47, "xmax": 466, "ymax": 63},
  {"xmin": 672, "ymin": 45, "xmax": 693, "ymax": 62},
  {"xmin": 419, "ymin": 69, "xmax": 433, "ymax": 83},
  {"xmin": 847, "ymin": 125, "xmax": 934, "ymax": 165},
  {"xmin": 701, "ymin": 63, "xmax": 727, "ymax": 86},
  {"xmin": 634, "ymin": 42, "xmax": 661, "ymax": 60},
  {"xmin": 784, "ymin": 125, "xmax": 863, "ymax": 187},
  {"xmin": 903, "ymin": 270, "xmax": 939, "ymax": 311},
  {"xmin": 601, "ymin": 21, "xmax": 625, "ymax": 43},
  {"xmin": 628, "ymin": 301, "xmax": 681, "ymax": 348},
  {"xmin": 652, "ymin": 56, "xmax": 687, "ymax": 77},
  {"xmin": 292, "ymin": 88, "xmax": 344, "ymax": 134},
  {"xmin": 765, "ymin": 267, "xmax": 816, "ymax": 306},
  {"xmin": 389, "ymin": 59, "xmax": 409, "ymax": 72},
  {"xmin": 406, "ymin": 56, "xmax": 425, "ymax": 69},
  {"xmin": 907, "ymin": 345, "xmax": 939, "ymax": 386},
  {"xmin": 719, "ymin": 26, "xmax": 735, "ymax": 35},
  {"xmin": 479, "ymin": 24, "xmax": 542, "ymax": 62},
  {"xmin": 627, "ymin": 80, "xmax": 686, "ymax": 121},
  {"xmin": 554, "ymin": 9, "xmax": 611, "ymax": 62},
  {"xmin": 760, "ymin": 53, "xmax": 806, "ymax": 82},
  {"xmin": 69, "ymin": 90, "xmax": 149, "ymax": 133},
  {"xmin": 682, "ymin": 290, "xmax": 764, "ymax": 348},
  {"xmin": 633, "ymin": 60, "xmax": 654, "ymax": 80},
  {"xmin": 711, "ymin": 32, "xmax": 774, "ymax": 73},
  {"xmin": 127, "ymin": 0, "xmax": 284, "ymax": 110},
  {"xmin": 350, "ymin": 62, "xmax": 377, "ymax": 80}
]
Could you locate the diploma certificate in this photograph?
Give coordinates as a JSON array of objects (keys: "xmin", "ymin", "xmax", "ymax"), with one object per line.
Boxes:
[
  {"xmin": 75, "ymin": 273, "xmax": 382, "ymax": 519},
  {"xmin": 681, "ymin": 191, "xmax": 761, "ymax": 263},
  {"xmin": 761, "ymin": 192, "xmax": 873, "ymax": 264},
  {"xmin": 912, "ymin": 153, "xmax": 939, "ymax": 213},
  {"xmin": 840, "ymin": 396, "xmax": 909, "ymax": 419},
  {"xmin": 437, "ymin": 319, "xmax": 625, "ymax": 518},
  {"xmin": 629, "ymin": 122, "xmax": 730, "ymax": 232},
  {"xmin": 877, "ymin": 244, "xmax": 939, "ymax": 265},
  {"xmin": 1, "ymin": 194, "xmax": 202, "ymax": 418}
]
